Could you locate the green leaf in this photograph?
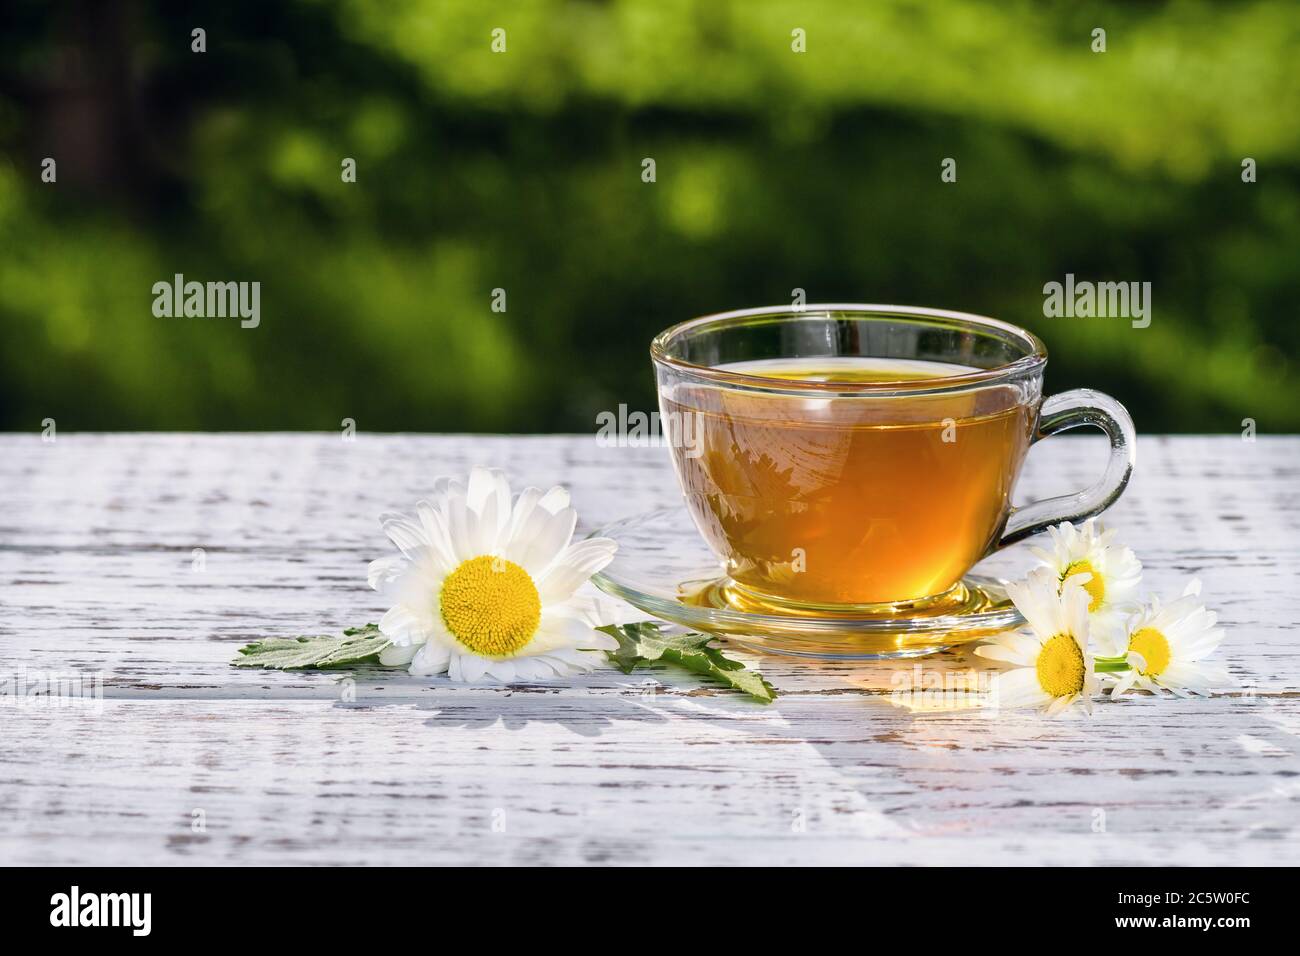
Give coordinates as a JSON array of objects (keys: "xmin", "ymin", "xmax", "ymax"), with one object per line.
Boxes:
[
  {"xmin": 231, "ymin": 620, "xmax": 776, "ymax": 702},
  {"xmin": 598, "ymin": 622, "xmax": 777, "ymax": 704},
  {"xmin": 231, "ymin": 624, "xmax": 393, "ymax": 670}
]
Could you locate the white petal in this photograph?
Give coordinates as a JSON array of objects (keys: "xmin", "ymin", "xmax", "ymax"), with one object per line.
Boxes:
[
  {"xmin": 409, "ymin": 641, "xmax": 451, "ymax": 676},
  {"xmin": 467, "ymin": 466, "xmax": 512, "ymax": 519},
  {"xmin": 472, "ymin": 489, "xmax": 504, "ymax": 556},
  {"xmin": 514, "ymin": 506, "xmax": 578, "ymax": 575},
  {"xmin": 537, "ymin": 486, "xmax": 570, "ymax": 514},
  {"xmin": 380, "ymin": 553, "xmax": 445, "ymax": 609},
  {"xmin": 380, "ymin": 605, "xmax": 433, "ymax": 646},
  {"xmin": 1100, "ymin": 547, "xmax": 1143, "ymax": 602},
  {"xmin": 561, "ymin": 591, "xmax": 647, "ymax": 628},
  {"xmin": 1028, "ymin": 545, "xmax": 1058, "ymax": 570},
  {"xmin": 443, "ymin": 497, "xmax": 479, "ymax": 564},
  {"xmin": 536, "ymin": 537, "xmax": 618, "ymax": 604},
  {"xmin": 530, "ymin": 611, "xmax": 602, "ymax": 652},
  {"xmin": 529, "ymin": 658, "xmax": 566, "ymax": 679},
  {"xmin": 1007, "ymin": 569, "xmax": 1065, "ymax": 641},
  {"xmin": 1061, "ymin": 581, "xmax": 1092, "ymax": 650},
  {"xmin": 379, "ymin": 642, "xmax": 419, "ymax": 667},
  {"xmin": 1088, "ymin": 609, "xmax": 1129, "ymax": 657},
  {"xmin": 1109, "ymin": 668, "xmax": 1140, "ymax": 699},
  {"xmin": 536, "ymin": 614, "xmax": 620, "ymax": 651},
  {"xmin": 484, "ymin": 658, "xmax": 519, "ymax": 682},
  {"xmin": 534, "ymin": 647, "xmax": 604, "ymax": 675},
  {"xmin": 1045, "ymin": 694, "xmax": 1076, "ymax": 717},
  {"xmin": 414, "ymin": 501, "xmax": 459, "ymax": 573},
  {"xmin": 500, "ymin": 491, "xmax": 567, "ymax": 565},
  {"xmin": 988, "ymin": 668, "xmax": 1049, "ymax": 709},
  {"xmin": 503, "ymin": 487, "xmax": 544, "ymax": 551},
  {"xmin": 1000, "ymin": 629, "xmax": 1047, "ymax": 661},
  {"xmin": 493, "ymin": 658, "xmax": 540, "ymax": 681},
  {"xmin": 378, "ymin": 512, "xmax": 433, "ymax": 561},
  {"xmin": 973, "ymin": 643, "xmax": 1032, "ymax": 666},
  {"xmin": 449, "ymin": 651, "xmax": 490, "ymax": 683},
  {"xmin": 1160, "ymin": 661, "xmax": 1231, "ymax": 696},
  {"xmin": 367, "ymin": 555, "xmax": 408, "ymax": 593},
  {"xmin": 1062, "ymin": 570, "xmax": 1092, "ymax": 593},
  {"xmin": 1178, "ymin": 628, "xmax": 1227, "ymax": 661}
]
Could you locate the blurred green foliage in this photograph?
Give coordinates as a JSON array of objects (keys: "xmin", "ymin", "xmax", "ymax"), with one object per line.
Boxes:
[{"xmin": 1, "ymin": 0, "xmax": 1297, "ymax": 432}]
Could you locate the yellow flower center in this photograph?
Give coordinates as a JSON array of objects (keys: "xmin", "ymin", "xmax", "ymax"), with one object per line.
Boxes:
[
  {"xmin": 1063, "ymin": 559, "xmax": 1105, "ymax": 612},
  {"xmin": 1128, "ymin": 627, "xmax": 1171, "ymax": 676},
  {"xmin": 1036, "ymin": 634, "xmax": 1086, "ymax": 698},
  {"xmin": 439, "ymin": 555, "xmax": 541, "ymax": 658}
]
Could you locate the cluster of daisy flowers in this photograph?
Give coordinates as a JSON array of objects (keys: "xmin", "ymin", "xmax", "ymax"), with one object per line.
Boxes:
[
  {"xmin": 974, "ymin": 519, "xmax": 1231, "ymax": 715},
  {"xmin": 366, "ymin": 467, "xmax": 1230, "ymax": 715}
]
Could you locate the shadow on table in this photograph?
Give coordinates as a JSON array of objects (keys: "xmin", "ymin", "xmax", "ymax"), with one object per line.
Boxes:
[
  {"xmin": 727, "ymin": 647, "xmax": 1300, "ymax": 857},
  {"xmin": 330, "ymin": 667, "xmax": 694, "ymax": 737}
]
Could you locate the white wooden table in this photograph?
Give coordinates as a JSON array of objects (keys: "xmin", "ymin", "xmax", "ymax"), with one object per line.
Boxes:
[{"xmin": 2, "ymin": 433, "xmax": 1297, "ymax": 865}]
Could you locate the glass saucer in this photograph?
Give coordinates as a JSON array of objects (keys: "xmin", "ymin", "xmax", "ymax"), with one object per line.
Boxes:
[{"xmin": 590, "ymin": 507, "xmax": 1024, "ymax": 660}]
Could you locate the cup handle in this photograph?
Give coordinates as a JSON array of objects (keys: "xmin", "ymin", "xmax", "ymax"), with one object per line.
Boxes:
[{"xmin": 997, "ymin": 388, "xmax": 1137, "ymax": 547}]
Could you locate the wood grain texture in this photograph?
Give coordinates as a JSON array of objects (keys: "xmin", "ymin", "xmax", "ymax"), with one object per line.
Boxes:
[{"xmin": 2, "ymin": 433, "xmax": 1298, "ymax": 865}]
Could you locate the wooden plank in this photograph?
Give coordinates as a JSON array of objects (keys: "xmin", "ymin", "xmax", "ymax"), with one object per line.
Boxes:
[
  {"xmin": 1, "ymin": 434, "xmax": 1298, "ymax": 864},
  {"xmin": 2, "ymin": 695, "xmax": 1297, "ymax": 865}
]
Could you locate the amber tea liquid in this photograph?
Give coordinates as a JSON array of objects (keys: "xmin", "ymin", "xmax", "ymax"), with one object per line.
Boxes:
[{"xmin": 662, "ymin": 357, "xmax": 1037, "ymax": 607}]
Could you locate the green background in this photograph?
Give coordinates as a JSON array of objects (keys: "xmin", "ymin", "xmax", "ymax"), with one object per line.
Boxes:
[{"xmin": 2, "ymin": 0, "xmax": 1297, "ymax": 433}]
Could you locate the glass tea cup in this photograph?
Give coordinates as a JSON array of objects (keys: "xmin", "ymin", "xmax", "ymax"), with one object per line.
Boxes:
[{"xmin": 651, "ymin": 304, "xmax": 1135, "ymax": 614}]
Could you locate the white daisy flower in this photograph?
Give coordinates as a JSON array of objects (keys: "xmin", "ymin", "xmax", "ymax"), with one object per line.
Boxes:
[
  {"xmin": 1109, "ymin": 579, "xmax": 1230, "ymax": 699},
  {"xmin": 974, "ymin": 567, "xmax": 1098, "ymax": 715},
  {"xmin": 1031, "ymin": 518, "xmax": 1142, "ymax": 655},
  {"xmin": 367, "ymin": 467, "xmax": 620, "ymax": 682}
]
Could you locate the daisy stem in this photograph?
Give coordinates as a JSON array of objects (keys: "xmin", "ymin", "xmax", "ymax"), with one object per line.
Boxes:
[{"xmin": 1093, "ymin": 654, "xmax": 1132, "ymax": 674}]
